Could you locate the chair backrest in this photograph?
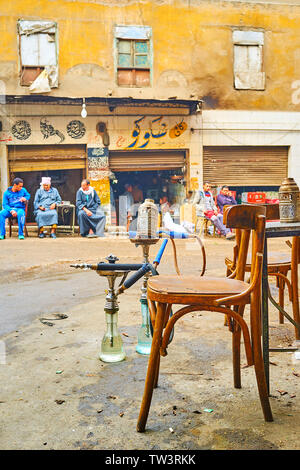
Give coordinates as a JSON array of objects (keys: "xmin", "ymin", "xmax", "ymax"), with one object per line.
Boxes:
[
  {"xmin": 245, "ymin": 202, "xmax": 279, "ymax": 221},
  {"xmin": 223, "ymin": 204, "xmax": 266, "ymax": 281},
  {"xmin": 264, "ymin": 203, "xmax": 279, "ymax": 220}
]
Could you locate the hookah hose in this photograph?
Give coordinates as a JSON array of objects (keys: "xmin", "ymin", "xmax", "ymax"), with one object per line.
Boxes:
[
  {"xmin": 157, "ymin": 229, "xmax": 206, "ymax": 277},
  {"xmin": 70, "ymin": 238, "xmax": 169, "ymax": 284},
  {"xmin": 117, "ymin": 239, "xmax": 169, "ymax": 295},
  {"xmin": 129, "ymin": 229, "xmax": 206, "ymax": 276},
  {"xmin": 153, "ymin": 238, "xmax": 168, "ymax": 267},
  {"xmin": 70, "ymin": 262, "xmax": 144, "ymax": 271}
]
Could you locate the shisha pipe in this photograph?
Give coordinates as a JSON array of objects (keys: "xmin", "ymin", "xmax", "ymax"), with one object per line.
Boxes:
[
  {"xmin": 70, "ymin": 240, "xmax": 169, "ymax": 363},
  {"xmin": 70, "ymin": 231, "xmax": 206, "ymax": 362}
]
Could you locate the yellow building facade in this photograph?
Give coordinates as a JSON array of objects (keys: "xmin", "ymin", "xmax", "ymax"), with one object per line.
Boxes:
[{"xmin": 1, "ymin": 0, "xmax": 300, "ymax": 223}]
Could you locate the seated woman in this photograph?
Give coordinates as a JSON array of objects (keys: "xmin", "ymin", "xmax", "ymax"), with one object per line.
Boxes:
[
  {"xmin": 34, "ymin": 177, "xmax": 62, "ymax": 239},
  {"xmin": 76, "ymin": 179, "xmax": 106, "ymax": 237}
]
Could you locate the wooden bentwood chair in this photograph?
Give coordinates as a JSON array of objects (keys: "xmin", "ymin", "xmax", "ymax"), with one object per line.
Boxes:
[
  {"xmin": 137, "ymin": 204, "xmax": 273, "ymax": 433},
  {"xmin": 225, "ymin": 203, "xmax": 297, "ymax": 327}
]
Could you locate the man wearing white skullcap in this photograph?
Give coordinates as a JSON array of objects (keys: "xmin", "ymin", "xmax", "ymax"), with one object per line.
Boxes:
[{"xmin": 33, "ymin": 177, "xmax": 62, "ymax": 238}]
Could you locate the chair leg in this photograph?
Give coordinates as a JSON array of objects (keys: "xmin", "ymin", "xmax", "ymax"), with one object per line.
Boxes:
[
  {"xmin": 278, "ymin": 274, "xmax": 285, "ymax": 324},
  {"xmin": 231, "ymin": 305, "xmax": 247, "ymax": 388},
  {"xmin": 153, "ymin": 354, "xmax": 161, "ymax": 389},
  {"xmin": 137, "ymin": 302, "xmax": 166, "ymax": 432},
  {"xmin": 250, "ymin": 294, "xmax": 273, "ymax": 422},
  {"xmin": 291, "ymin": 237, "xmax": 300, "ymax": 340},
  {"xmin": 232, "ymin": 326, "xmax": 241, "ymax": 388},
  {"xmin": 224, "ymin": 266, "xmax": 232, "ymax": 327},
  {"xmin": 199, "ymin": 219, "xmax": 205, "ymax": 236},
  {"xmin": 212, "ymin": 221, "xmax": 216, "ymax": 237}
]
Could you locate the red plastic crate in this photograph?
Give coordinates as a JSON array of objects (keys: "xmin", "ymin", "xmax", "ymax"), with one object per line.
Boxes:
[
  {"xmin": 265, "ymin": 198, "xmax": 279, "ymax": 204},
  {"xmin": 247, "ymin": 192, "xmax": 266, "ymax": 203}
]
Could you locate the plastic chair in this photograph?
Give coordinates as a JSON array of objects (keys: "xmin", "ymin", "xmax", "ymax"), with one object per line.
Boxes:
[
  {"xmin": 137, "ymin": 204, "xmax": 273, "ymax": 432},
  {"xmin": 8, "ymin": 201, "xmax": 29, "ymax": 237}
]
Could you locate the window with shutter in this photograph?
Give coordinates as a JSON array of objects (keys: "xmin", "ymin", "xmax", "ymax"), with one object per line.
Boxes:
[
  {"xmin": 233, "ymin": 30, "xmax": 265, "ymax": 90},
  {"xmin": 18, "ymin": 20, "xmax": 58, "ymax": 86},
  {"xmin": 115, "ymin": 25, "xmax": 152, "ymax": 87}
]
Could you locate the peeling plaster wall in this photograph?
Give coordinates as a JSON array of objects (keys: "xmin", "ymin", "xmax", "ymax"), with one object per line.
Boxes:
[{"xmin": 0, "ymin": 0, "xmax": 300, "ymax": 109}]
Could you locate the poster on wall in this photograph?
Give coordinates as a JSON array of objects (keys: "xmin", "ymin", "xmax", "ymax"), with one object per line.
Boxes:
[
  {"xmin": 89, "ymin": 178, "xmax": 111, "ymax": 206},
  {"xmin": 87, "ymin": 146, "xmax": 110, "ymax": 206}
]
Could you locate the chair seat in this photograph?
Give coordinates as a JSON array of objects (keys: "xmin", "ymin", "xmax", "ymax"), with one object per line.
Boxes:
[
  {"xmin": 246, "ymin": 251, "xmax": 291, "ymax": 267},
  {"xmin": 148, "ymin": 275, "xmax": 248, "ymax": 302},
  {"xmin": 226, "ymin": 251, "xmax": 291, "ymax": 273}
]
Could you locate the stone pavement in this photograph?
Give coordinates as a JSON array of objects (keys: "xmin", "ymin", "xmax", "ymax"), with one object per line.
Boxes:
[{"xmin": 0, "ymin": 234, "xmax": 300, "ymax": 451}]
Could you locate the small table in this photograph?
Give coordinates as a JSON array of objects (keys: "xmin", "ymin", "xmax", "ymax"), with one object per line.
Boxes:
[
  {"xmin": 56, "ymin": 204, "xmax": 76, "ymax": 234},
  {"xmin": 262, "ymin": 220, "xmax": 300, "ymax": 391}
]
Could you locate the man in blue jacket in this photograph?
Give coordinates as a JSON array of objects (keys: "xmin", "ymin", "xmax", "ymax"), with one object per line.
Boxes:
[{"xmin": 0, "ymin": 178, "xmax": 30, "ymax": 239}]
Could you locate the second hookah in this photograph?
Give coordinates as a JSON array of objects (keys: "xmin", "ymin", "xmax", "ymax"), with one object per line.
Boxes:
[
  {"xmin": 131, "ymin": 238, "xmax": 159, "ymax": 355},
  {"xmin": 132, "ymin": 199, "xmax": 160, "ymax": 355}
]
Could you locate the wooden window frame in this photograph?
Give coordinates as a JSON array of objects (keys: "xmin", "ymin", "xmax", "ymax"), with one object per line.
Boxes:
[
  {"xmin": 18, "ymin": 20, "xmax": 58, "ymax": 87},
  {"xmin": 115, "ymin": 26, "xmax": 152, "ymax": 88},
  {"xmin": 233, "ymin": 30, "xmax": 265, "ymax": 91}
]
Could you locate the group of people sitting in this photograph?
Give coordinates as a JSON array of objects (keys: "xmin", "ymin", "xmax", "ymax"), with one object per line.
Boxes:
[
  {"xmin": 0, "ymin": 177, "xmax": 106, "ymax": 240},
  {"xmin": 0, "ymin": 177, "xmax": 236, "ymax": 241},
  {"xmin": 192, "ymin": 182, "xmax": 237, "ymax": 239}
]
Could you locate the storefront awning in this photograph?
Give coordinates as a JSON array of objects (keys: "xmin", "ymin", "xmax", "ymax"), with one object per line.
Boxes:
[{"xmin": 4, "ymin": 95, "xmax": 202, "ymax": 116}]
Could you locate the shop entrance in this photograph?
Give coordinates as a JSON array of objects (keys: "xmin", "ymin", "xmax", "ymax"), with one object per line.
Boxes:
[
  {"xmin": 111, "ymin": 169, "xmax": 186, "ymax": 226},
  {"xmin": 109, "ymin": 149, "xmax": 187, "ymax": 226}
]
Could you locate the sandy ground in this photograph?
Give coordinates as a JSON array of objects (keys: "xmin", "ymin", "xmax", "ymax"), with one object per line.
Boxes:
[{"xmin": 0, "ymin": 233, "xmax": 299, "ymax": 451}]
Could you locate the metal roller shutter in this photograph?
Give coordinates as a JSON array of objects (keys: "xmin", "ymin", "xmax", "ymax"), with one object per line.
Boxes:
[
  {"xmin": 203, "ymin": 146, "xmax": 288, "ymax": 186},
  {"xmin": 109, "ymin": 150, "xmax": 185, "ymax": 171},
  {"xmin": 8, "ymin": 145, "xmax": 86, "ymax": 172}
]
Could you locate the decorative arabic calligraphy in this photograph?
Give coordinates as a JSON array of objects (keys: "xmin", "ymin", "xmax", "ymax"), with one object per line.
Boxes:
[
  {"xmin": 66, "ymin": 120, "xmax": 86, "ymax": 139},
  {"xmin": 40, "ymin": 118, "xmax": 65, "ymax": 143},
  {"xmin": 11, "ymin": 120, "xmax": 31, "ymax": 140},
  {"xmin": 126, "ymin": 116, "xmax": 186, "ymax": 149},
  {"xmin": 126, "ymin": 115, "xmax": 168, "ymax": 149},
  {"xmin": 169, "ymin": 120, "xmax": 187, "ymax": 138}
]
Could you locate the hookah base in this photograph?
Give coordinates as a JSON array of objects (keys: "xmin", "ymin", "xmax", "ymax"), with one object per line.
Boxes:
[
  {"xmin": 136, "ymin": 343, "xmax": 151, "ymax": 355},
  {"xmin": 99, "ymin": 351, "xmax": 126, "ymax": 363}
]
